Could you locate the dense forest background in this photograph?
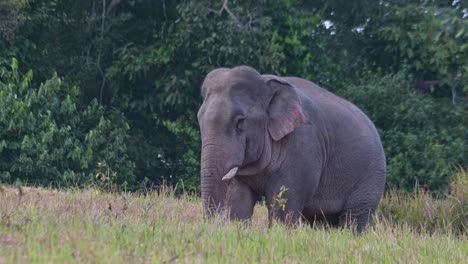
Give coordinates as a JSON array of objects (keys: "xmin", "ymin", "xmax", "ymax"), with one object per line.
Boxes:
[{"xmin": 0, "ymin": 0, "xmax": 466, "ymax": 193}]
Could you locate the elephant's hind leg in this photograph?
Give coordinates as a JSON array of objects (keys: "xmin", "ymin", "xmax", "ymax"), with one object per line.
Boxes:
[
  {"xmin": 338, "ymin": 208, "xmax": 375, "ymax": 234},
  {"xmin": 338, "ymin": 187, "xmax": 381, "ymax": 233}
]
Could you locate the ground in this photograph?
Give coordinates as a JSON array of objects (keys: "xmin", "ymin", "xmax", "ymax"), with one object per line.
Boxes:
[{"xmin": 0, "ymin": 185, "xmax": 466, "ymax": 263}]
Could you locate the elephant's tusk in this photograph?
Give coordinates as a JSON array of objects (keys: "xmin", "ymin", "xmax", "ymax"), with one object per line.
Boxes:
[{"xmin": 222, "ymin": 167, "xmax": 238, "ymax": 181}]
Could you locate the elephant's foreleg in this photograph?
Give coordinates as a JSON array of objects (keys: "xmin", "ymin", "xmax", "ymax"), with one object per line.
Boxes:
[{"xmin": 225, "ymin": 178, "xmax": 258, "ymax": 222}]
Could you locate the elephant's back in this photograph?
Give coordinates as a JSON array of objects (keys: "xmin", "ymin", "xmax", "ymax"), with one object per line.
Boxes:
[
  {"xmin": 283, "ymin": 77, "xmax": 340, "ymax": 103},
  {"xmin": 285, "ymin": 77, "xmax": 381, "ymax": 140}
]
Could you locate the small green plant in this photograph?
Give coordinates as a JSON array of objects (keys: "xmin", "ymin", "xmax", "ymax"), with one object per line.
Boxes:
[
  {"xmin": 269, "ymin": 185, "xmax": 289, "ymax": 224},
  {"xmin": 274, "ymin": 185, "xmax": 289, "ymax": 212}
]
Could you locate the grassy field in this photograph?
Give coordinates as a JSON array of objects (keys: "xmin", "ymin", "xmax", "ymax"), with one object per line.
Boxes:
[{"xmin": 0, "ymin": 175, "xmax": 466, "ymax": 263}]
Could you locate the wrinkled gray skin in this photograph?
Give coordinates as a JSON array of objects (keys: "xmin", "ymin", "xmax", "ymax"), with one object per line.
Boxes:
[{"xmin": 198, "ymin": 66, "xmax": 386, "ymax": 233}]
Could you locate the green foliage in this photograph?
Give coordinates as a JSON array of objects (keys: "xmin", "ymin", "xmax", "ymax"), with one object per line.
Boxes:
[
  {"xmin": 0, "ymin": 0, "xmax": 27, "ymax": 40},
  {"xmin": 266, "ymin": 2, "xmax": 339, "ymax": 84},
  {"xmin": 366, "ymin": 1, "xmax": 468, "ymax": 98},
  {"xmin": 340, "ymin": 71, "xmax": 466, "ymax": 192},
  {"xmin": 0, "ymin": 59, "xmax": 135, "ymax": 187},
  {"xmin": 160, "ymin": 115, "xmax": 201, "ymax": 191}
]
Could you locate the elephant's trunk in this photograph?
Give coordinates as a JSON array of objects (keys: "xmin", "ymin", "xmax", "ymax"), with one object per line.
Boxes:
[
  {"xmin": 200, "ymin": 143, "xmax": 228, "ymax": 217},
  {"xmin": 200, "ymin": 133, "xmax": 246, "ymax": 217}
]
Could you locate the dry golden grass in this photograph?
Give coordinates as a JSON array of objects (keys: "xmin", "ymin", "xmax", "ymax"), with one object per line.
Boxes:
[{"xmin": 0, "ymin": 169, "xmax": 466, "ymax": 263}]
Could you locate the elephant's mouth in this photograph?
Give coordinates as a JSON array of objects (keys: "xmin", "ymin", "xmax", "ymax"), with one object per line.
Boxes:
[{"xmin": 222, "ymin": 167, "xmax": 239, "ymax": 181}]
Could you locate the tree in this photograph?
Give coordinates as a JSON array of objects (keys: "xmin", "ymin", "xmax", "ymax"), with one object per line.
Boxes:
[
  {"xmin": 0, "ymin": 59, "xmax": 135, "ymax": 188},
  {"xmin": 0, "ymin": 0, "xmax": 465, "ymax": 192}
]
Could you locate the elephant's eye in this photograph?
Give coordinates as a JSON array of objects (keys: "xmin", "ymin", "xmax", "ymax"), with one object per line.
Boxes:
[{"xmin": 236, "ymin": 118, "xmax": 245, "ymax": 132}]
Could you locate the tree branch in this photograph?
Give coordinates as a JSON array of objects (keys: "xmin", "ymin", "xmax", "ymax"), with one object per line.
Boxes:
[
  {"xmin": 208, "ymin": 0, "xmax": 241, "ymax": 27},
  {"xmin": 106, "ymin": 0, "xmax": 121, "ymax": 15},
  {"xmin": 97, "ymin": 0, "xmax": 107, "ymax": 104}
]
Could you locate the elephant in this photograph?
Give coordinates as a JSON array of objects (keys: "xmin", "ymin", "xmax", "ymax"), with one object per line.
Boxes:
[{"xmin": 197, "ymin": 66, "xmax": 386, "ymax": 233}]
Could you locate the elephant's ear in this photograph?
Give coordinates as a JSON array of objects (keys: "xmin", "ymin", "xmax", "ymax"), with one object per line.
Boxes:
[{"xmin": 264, "ymin": 75, "xmax": 307, "ymax": 141}]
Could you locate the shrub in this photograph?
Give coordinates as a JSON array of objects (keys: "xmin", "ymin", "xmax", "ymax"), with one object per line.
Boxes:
[
  {"xmin": 339, "ymin": 71, "xmax": 466, "ymax": 192},
  {"xmin": 0, "ymin": 58, "xmax": 135, "ymax": 188}
]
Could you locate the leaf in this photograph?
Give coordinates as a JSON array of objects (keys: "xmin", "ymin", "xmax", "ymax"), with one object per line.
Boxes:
[
  {"xmin": 0, "ymin": 140, "xmax": 7, "ymax": 152},
  {"xmin": 407, "ymin": 48, "xmax": 414, "ymax": 59},
  {"xmin": 455, "ymin": 29, "xmax": 464, "ymax": 38}
]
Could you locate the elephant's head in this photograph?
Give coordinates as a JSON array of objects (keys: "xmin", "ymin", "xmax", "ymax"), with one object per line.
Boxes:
[{"xmin": 197, "ymin": 66, "xmax": 307, "ymax": 215}]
